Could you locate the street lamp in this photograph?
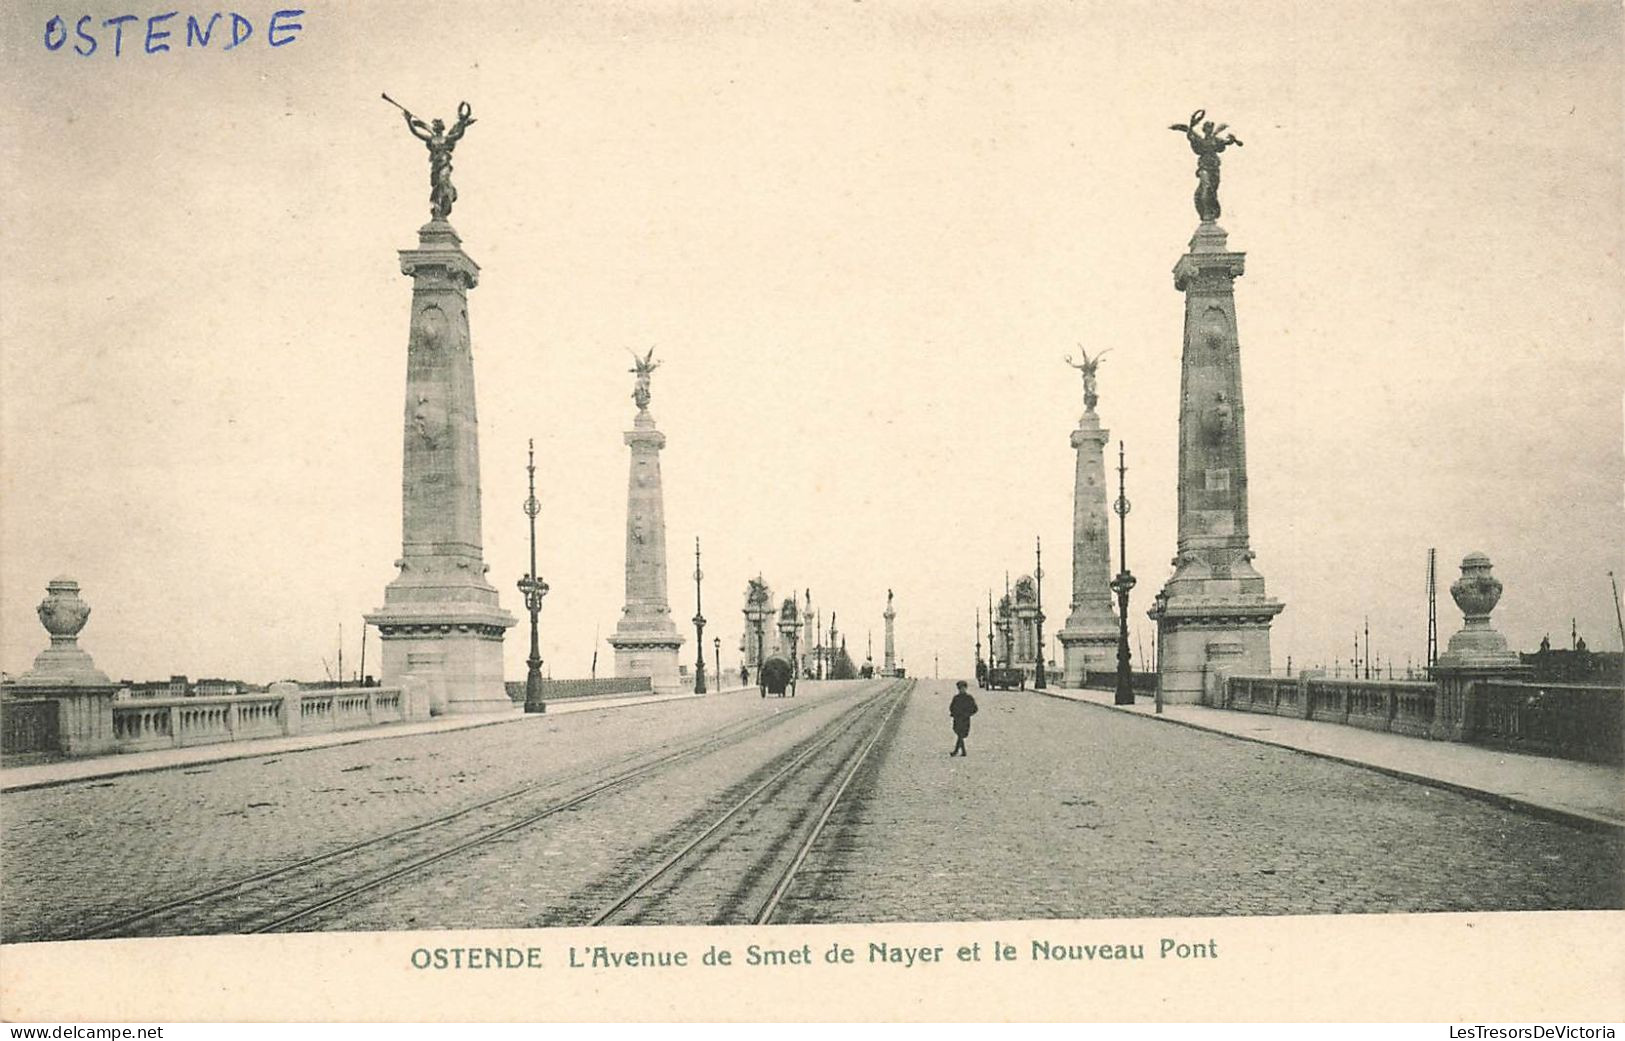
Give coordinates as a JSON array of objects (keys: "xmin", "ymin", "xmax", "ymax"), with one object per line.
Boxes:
[
  {"xmin": 713, "ymin": 636, "xmax": 721, "ymax": 692},
  {"xmin": 814, "ymin": 608, "xmax": 823, "ymax": 680},
  {"xmin": 517, "ymin": 439, "xmax": 549, "ymax": 715},
  {"xmin": 997, "ymin": 596, "xmax": 1014, "ymax": 671},
  {"xmin": 986, "ymin": 590, "xmax": 996, "ymax": 685},
  {"xmin": 1034, "ymin": 535, "xmax": 1047, "ymax": 690},
  {"xmin": 1110, "ymin": 440, "xmax": 1136, "ymax": 706},
  {"xmin": 975, "ymin": 606, "xmax": 983, "ymax": 688},
  {"xmin": 692, "ymin": 537, "xmax": 707, "ymax": 695},
  {"xmin": 1151, "ymin": 589, "xmax": 1168, "ymax": 715}
]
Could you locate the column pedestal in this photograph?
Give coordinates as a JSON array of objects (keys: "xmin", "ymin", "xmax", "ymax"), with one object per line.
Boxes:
[
  {"xmin": 366, "ymin": 220, "xmax": 514, "ymax": 714},
  {"xmin": 609, "ymin": 411, "xmax": 684, "ymax": 693},
  {"xmin": 1150, "ymin": 222, "xmax": 1283, "ymax": 703},
  {"xmin": 1058, "ymin": 413, "xmax": 1118, "ymax": 686},
  {"xmin": 882, "ymin": 596, "xmax": 897, "ymax": 677}
]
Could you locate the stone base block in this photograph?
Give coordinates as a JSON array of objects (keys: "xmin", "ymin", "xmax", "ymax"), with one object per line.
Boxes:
[
  {"xmin": 5, "ymin": 683, "xmax": 117, "ymax": 756},
  {"xmin": 1155, "ymin": 610, "xmax": 1278, "ymax": 705},
  {"xmin": 20, "ymin": 646, "xmax": 111, "ymax": 687},
  {"xmin": 1058, "ymin": 628, "xmax": 1118, "ymax": 687},
  {"xmin": 1430, "ymin": 661, "xmax": 1534, "ymax": 741},
  {"xmin": 609, "ymin": 634, "xmax": 684, "ymax": 694},
  {"xmin": 366, "ymin": 605, "xmax": 514, "ymax": 715}
]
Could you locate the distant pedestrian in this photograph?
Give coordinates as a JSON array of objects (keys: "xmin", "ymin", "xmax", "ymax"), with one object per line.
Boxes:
[
  {"xmin": 740, "ymin": 664, "xmax": 750, "ymax": 685},
  {"xmin": 949, "ymin": 680, "xmax": 978, "ymax": 757}
]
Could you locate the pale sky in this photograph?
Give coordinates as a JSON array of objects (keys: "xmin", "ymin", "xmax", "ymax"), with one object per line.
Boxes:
[{"xmin": 2, "ymin": 0, "xmax": 1620, "ymax": 684}]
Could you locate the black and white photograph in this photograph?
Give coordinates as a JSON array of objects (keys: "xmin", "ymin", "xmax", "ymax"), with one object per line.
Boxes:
[{"xmin": 1, "ymin": 0, "xmax": 1621, "ymax": 1024}]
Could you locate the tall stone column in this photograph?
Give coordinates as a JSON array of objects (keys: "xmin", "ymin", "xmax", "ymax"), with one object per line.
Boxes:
[
  {"xmin": 882, "ymin": 590, "xmax": 897, "ymax": 676},
  {"xmin": 366, "ymin": 220, "xmax": 515, "ymax": 713},
  {"xmin": 608, "ymin": 352, "xmax": 684, "ymax": 692},
  {"xmin": 1147, "ymin": 220, "xmax": 1283, "ymax": 703},
  {"xmin": 1058, "ymin": 367, "xmax": 1120, "ymax": 686}
]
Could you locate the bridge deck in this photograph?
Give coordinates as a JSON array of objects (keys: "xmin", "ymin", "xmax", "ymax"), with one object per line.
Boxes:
[{"xmin": 2, "ymin": 678, "xmax": 1618, "ymax": 941}]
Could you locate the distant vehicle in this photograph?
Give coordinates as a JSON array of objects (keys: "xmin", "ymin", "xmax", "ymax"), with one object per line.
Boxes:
[
  {"xmin": 986, "ymin": 667, "xmax": 1025, "ymax": 691},
  {"xmin": 761, "ymin": 655, "xmax": 795, "ymax": 698}
]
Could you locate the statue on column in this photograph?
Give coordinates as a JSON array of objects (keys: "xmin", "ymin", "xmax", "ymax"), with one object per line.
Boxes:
[
  {"xmin": 385, "ymin": 94, "xmax": 476, "ymax": 221},
  {"xmin": 1064, "ymin": 346, "xmax": 1111, "ymax": 413},
  {"xmin": 1169, "ymin": 109, "xmax": 1242, "ymax": 223},
  {"xmin": 629, "ymin": 347, "xmax": 661, "ymax": 411}
]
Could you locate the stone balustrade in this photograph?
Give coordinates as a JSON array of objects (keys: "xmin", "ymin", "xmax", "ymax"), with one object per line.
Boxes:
[
  {"xmin": 1, "ymin": 699, "xmax": 62, "ymax": 757},
  {"xmin": 1079, "ymin": 670, "xmax": 1158, "ymax": 694},
  {"xmin": 1473, "ymin": 681, "xmax": 1623, "ymax": 764},
  {"xmin": 2, "ymin": 684, "xmax": 424, "ymax": 759},
  {"xmin": 1222, "ymin": 674, "xmax": 1439, "ymax": 739},
  {"xmin": 503, "ymin": 676, "xmax": 654, "ymax": 702},
  {"xmin": 1219, "ymin": 673, "xmax": 1622, "ymax": 764},
  {"xmin": 109, "ymin": 687, "xmax": 411, "ymax": 753}
]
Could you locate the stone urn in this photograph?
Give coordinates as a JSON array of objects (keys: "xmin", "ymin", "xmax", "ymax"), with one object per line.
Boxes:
[
  {"xmin": 1450, "ymin": 552, "xmax": 1502, "ymax": 625},
  {"xmin": 19, "ymin": 576, "xmax": 111, "ymax": 686},
  {"xmin": 38, "ymin": 577, "xmax": 91, "ymax": 645},
  {"xmin": 1441, "ymin": 552, "xmax": 1517, "ymax": 665}
]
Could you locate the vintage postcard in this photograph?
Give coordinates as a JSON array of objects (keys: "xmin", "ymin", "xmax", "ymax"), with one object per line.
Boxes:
[{"xmin": 1, "ymin": 0, "xmax": 1621, "ymax": 1024}]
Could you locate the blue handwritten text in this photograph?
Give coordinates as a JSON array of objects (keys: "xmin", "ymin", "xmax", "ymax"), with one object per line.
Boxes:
[{"xmin": 42, "ymin": 10, "xmax": 305, "ymax": 55}]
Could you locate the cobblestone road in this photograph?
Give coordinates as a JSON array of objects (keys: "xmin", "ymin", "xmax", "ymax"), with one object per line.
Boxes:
[
  {"xmin": 777, "ymin": 681, "xmax": 1624, "ymax": 922},
  {"xmin": 1, "ymin": 683, "xmax": 873, "ymax": 941},
  {"xmin": 291, "ymin": 681, "xmax": 898, "ymax": 932},
  {"xmin": 5, "ymin": 678, "xmax": 1619, "ymax": 940}
]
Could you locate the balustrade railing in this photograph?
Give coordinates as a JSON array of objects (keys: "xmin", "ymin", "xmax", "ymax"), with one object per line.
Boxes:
[
  {"xmin": 503, "ymin": 677, "xmax": 655, "ymax": 702},
  {"xmin": 1224, "ymin": 674, "xmax": 1436, "ymax": 735},
  {"xmin": 2, "ymin": 699, "xmax": 61, "ymax": 756},
  {"xmin": 103, "ymin": 686, "xmax": 407, "ymax": 755},
  {"xmin": 1220, "ymin": 673, "xmax": 1618, "ymax": 763},
  {"xmin": 1473, "ymin": 682, "xmax": 1623, "ymax": 764},
  {"xmin": 114, "ymin": 700, "xmax": 177, "ymax": 751},
  {"xmin": 1080, "ymin": 670, "xmax": 1158, "ymax": 694}
]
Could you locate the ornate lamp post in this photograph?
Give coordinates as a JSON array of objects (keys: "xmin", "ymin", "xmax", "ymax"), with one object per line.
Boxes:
[
  {"xmin": 692, "ymin": 537, "xmax": 707, "ymax": 694},
  {"xmin": 713, "ymin": 636, "xmax": 721, "ymax": 692},
  {"xmin": 518, "ymin": 439, "xmax": 549, "ymax": 715},
  {"xmin": 1110, "ymin": 440, "xmax": 1136, "ymax": 706},
  {"xmin": 815, "ymin": 609, "xmax": 824, "ymax": 680},
  {"xmin": 996, "ymin": 594, "xmax": 1014, "ymax": 670},
  {"xmin": 1034, "ymin": 535, "xmax": 1047, "ymax": 689},
  {"xmin": 987, "ymin": 591, "xmax": 996, "ymax": 683},
  {"xmin": 975, "ymin": 606, "xmax": 983, "ymax": 687},
  {"xmin": 1151, "ymin": 589, "xmax": 1168, "ymax": 714}
]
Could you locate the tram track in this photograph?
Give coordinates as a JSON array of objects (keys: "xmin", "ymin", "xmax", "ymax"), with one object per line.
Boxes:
[
  {"xmin": 50, "ymin": 685, "xmax": 862, "ymax": 941},
  {"xmin": 577, "ymin": 678, "xmax": 912, "ymax": 927}
]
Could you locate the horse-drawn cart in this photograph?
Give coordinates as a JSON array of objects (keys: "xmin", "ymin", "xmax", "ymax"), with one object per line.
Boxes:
[{"xmin": 760, "ymin": 655, "xmax": 795, "ymax": 697}]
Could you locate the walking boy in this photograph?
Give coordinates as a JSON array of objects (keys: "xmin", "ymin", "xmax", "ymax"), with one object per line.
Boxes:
[{"xmin": 949, "ymin": 680, "xmax": 979, "ymax": 757}]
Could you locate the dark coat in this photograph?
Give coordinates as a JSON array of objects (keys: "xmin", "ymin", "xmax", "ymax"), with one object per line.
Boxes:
[{"xmin": 949, "ymin": 690, "xmax": 978, "ymax": 737}]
